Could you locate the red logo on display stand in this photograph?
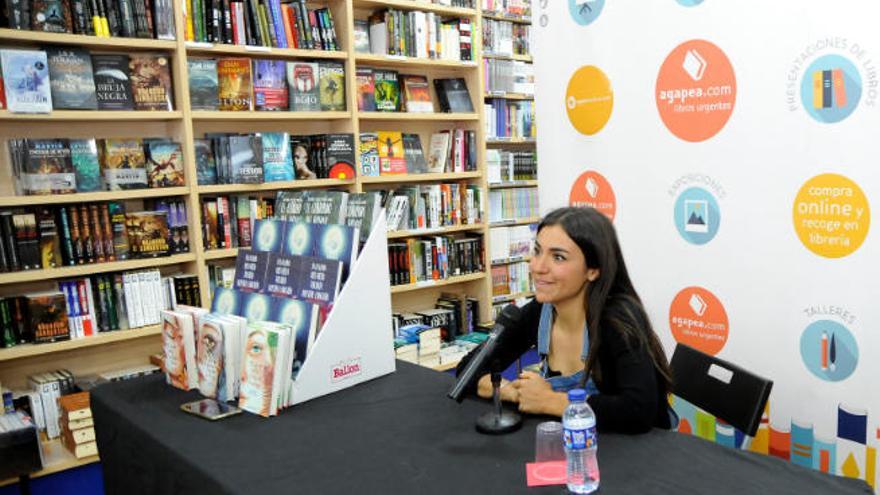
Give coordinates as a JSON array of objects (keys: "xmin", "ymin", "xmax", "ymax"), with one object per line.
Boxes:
[{"xmin": 332, "ymin": 357, "xmax": 362, "ymax": 382}]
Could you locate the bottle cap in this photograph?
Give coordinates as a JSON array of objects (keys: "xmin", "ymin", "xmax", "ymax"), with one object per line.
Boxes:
[{"xmin": 567, "ymin": 388, "xmax": 587, "ymax": 402}]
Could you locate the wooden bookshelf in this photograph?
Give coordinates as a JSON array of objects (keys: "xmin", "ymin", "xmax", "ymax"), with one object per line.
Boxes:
[
  {"xmin": 0, "ymin": 110, "xmax": 183, "ymax": 121},
  {"xmin": 486, "ymin": 138, "xmax": 536, "ymax": 145},
  {"xmin": 203, "ymin": 248, "xmax": 240, "ymax": 260},
  {"xmin": 0, "ymin": 28, "xmax": 177, "ymax": 50},
  {"xmin": 184, "ymin": 41, "xmax": 348, "ymax": 59},
  {"xmin": 481, "ymin": 12, "xmax": 532, "ymax": 24},
  {"xmin": 197, "ymin": 179, "xmax": 355, "ymax": 194},
  {"xmin": 489, "ymin": 216, "xmax": 541, "ymax": 228},
  {"xmin": 483, "ymin": 52, "xmax": 532, "ymax": 63},
  {"xmin": 0, "ymin": 254, "xmax": 197, "ymax": 285},
  {"xmin": 0, "ymin": 325, "xmax": 162, "ymax": 362},
  {"xmin": 0, "ymin": 187, "xmax": 190, "ymax": 207},
  {"xmin": 353, "ymin": 0, "xmax": 477, "ymax": 17},
  {"xmin": 488, "ymin": 180, "xmax": 538, "ymax": 189},
  {"xmin": 483, "ymin": 92, "xmax": 534, "ymax": 101},
  {"xmin": 355, "ymin": 53, "xmax": 479, "ymax": 69},
  {"xmin": 360, "ymin": 172, "xmax": 481, "ymax": 184},
  {"xmin": 190, "ymin": 111, "xmax": 351, "ymax": 121},
  {"xmin": 492, "ymin": 290, "xmax": 535, "ymax": 303},
  {"xmin": 387, "ymin": 223, "xmax": 484, "ymax": 239},
  {"xmin": 390, "ymin": 272, "xmax": 487, "ymax": 294},
  {"xmin": 490, "ymin": 255, "xmax": 531, "ymax": 266},
  {"xmin": 358, "ymin": 112, "xmax": 479, "ymax": 121}
]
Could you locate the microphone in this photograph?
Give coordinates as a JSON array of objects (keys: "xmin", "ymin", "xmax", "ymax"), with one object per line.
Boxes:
[{"xmin": 447, "ymin": 304, "xmax": 522, "ymax": 403}]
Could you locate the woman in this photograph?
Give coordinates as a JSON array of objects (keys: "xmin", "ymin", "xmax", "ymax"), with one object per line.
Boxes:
[{"xmin": 460, "ymin": 206, "xmax": 673, "ymax": 433}]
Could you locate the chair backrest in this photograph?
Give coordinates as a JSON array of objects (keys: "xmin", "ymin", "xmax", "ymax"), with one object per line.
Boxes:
[{"xmin": 670, "ymin": 344, "xmax": 773, "ymax": 437}]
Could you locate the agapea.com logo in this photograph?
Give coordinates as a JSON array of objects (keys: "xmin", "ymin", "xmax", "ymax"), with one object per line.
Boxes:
[{"xmin": 787, "ymin": 37, "xmax": 878, "ymax": 123}]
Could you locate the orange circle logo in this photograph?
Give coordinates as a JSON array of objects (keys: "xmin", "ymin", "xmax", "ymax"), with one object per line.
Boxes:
[
  {"xmin": 669, "ymin": 286, "xmax": 729, "ymax": 355},
  {"xmin": 565, "ymin": 65, "xmax": 614, "ymax": 135},
  {"xmin": 656, "ymin": 39, "xmax": 736, "ymax": 142},
  {"xmin": 569, "ymin": 171, "xmax": 616, "ymax": 221}
]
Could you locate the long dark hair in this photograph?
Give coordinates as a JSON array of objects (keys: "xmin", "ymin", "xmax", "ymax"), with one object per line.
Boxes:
[{"xmin": 537, "ymin": 207, "xmax": 672, "ymax": 392}]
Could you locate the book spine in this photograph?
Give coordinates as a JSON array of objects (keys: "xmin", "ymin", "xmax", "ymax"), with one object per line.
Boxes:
[
  {"xmin": 89, "ymin": 204, "xmax": 106, "ymax": 263},
  {"xmin": 100, "ymin": 203, "xmax": 115, "ymax": 261},
  {"xmin": 78, "ymin": 205, "xmax": 95, "ymax": 263}
]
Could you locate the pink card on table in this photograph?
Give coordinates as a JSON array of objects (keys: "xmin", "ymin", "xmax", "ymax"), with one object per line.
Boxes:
[{"xmin": 525, "ymin": 461, "xmax": 567, "ymax": 487}]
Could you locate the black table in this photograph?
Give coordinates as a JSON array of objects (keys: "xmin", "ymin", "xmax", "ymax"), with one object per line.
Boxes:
[{"xmin": 92, "ymin": 362, "xmax": 871, "ymax": 495}]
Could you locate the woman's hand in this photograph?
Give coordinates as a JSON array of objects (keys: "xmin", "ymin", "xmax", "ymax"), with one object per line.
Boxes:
[
  {"xmin": 513, "ymin": 371, "xmax": 568, "ymax": 416},
  {"xmin": 476, "ymin": 374, "xmax": 520, "ymax": 402}
]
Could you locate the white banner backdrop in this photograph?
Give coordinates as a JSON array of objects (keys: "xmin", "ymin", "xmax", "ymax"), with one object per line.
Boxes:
[{"xmin": 533, "ymin": 0, "xmax": 879, "ymax": 486}]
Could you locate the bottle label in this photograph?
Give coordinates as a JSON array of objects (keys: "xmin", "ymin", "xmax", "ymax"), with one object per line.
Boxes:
[{"xmin": 564, "ymin": 425, "xmax": 597, "ymax": 450}]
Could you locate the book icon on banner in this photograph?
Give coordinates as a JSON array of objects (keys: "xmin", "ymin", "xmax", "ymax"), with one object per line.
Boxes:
[
  {"xmin": 812, "ymin": 69, "xmax": 847, "ymax": 109},
  {"xmin": 689, "ymin": 293, "xmax": 707, "ymax": 316},
  {"xmin": 684, "ymin": 199, "xmax": 709, "ymax": 233},
  {"xmin": 682, "ymin": 49, "xmax": 707, "ymax": 81},
  {"xmin": 585, "ymin": 177, "xmax": 599, "ymax": 198},
  {"xmin": 575, "ymin": 0, "xmax": 598, "ymax": 13}
]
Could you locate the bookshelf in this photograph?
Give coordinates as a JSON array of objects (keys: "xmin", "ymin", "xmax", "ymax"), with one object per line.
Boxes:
[{"xmin": 0, "ymin": 0, "xmax": 540, "ymax": 478}]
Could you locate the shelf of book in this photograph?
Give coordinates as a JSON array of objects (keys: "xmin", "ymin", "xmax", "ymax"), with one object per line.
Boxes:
[
  {"xmin": 483, "ymin": 92, "xmax": 534, "ymax": 101},
  {"xmin": 197, "ymin": 178, "xmax": 355, "ymax": 194},
  {"xmin": 492, "ymin": 290, "xmax": 534, "ymax": 304},
  {"xmin": 0, "ymin": 110, "xmax": 184, "ymax": 121},
  {"xmin": 481, "ymin": 12, "xmax": 532, "ymax": 24},
  {"xmin": 355, "ymin": 53, "xmax": 479, "ymax": 69},
  {"xmin": 488, "ymin": 180, "xmax": 538, "ymax": 189},
  {"xmin": 489, "ymin": 216, "xmax": 541, "ymax": 228},
  {"xmin": 360, "ymin": 171, "xmax": 481, "ymax": 184},
  {"xmin": 483, "ymin": 52, "xmax": 532, "ymax": 63},
  {"xmin": 0, "ymin": 325, "xmax": 162, "ymax": 363},
  {"xmin": 184, "ymin": 42, "xmax": 348, "ymax": 60},
  {"xmin": 0, "ymin": 187, "xmax": 191, "ymax": 207},
  {"xmin": 390, "ymin": 271, "xmax": 486, "ymax": 294},
  {"xmin": 0, "ymin": 29, "xmax": 178, "ymax": 50},
  {"xmin": 490, "ymin": 255, "xmax": 531, "ymax": 266},
  {"xmin": 0, "ymin": 253, "xmax": 197, "ymax": 285},
  {"xmin": 357, "ymin": 111, "xmax": 479, "ymax": 121},
  {"xmin": 387, "ymin": 223, "xmax": 484, "ymax": 239},
  {"xmin": 486, "ymin": 138, "xmax": 536, "ymax": 145},
  {"xmin": 202, "ymin": 248, "xmax": 241, "ymax": 260},
  {"xmin": 352, "ymin": 0, "xmax": 478, "ymax": 17},
  {"xmin": 0, "ymin": 438, "xmax": 100, "ymax": 487},
  {"xmin": 190, "ymin": 111, "xmax": 351, "ymax": 121}
]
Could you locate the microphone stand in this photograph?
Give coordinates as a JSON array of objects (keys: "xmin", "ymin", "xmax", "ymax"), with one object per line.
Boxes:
[{"xmin": 475, "ymin": 363, "xmax": 522, "ymax": 435}]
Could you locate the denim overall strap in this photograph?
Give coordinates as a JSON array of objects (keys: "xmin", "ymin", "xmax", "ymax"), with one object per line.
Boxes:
[
  {"xmin": 537, "ymin": 304, "xmax": 598, "ymax": 394},
  {"xmin": 537, "ymin": 303, "xmax": 590, "ymax": 361}
]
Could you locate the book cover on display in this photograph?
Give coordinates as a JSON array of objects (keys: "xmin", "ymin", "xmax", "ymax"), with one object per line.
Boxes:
[
  {"xmin": 128, "ymin": 54, "xmax": 173, "ymax": 111},
  {"xmin": 91, "ymin": 54, "xmax": 134, "ymax": 110},
  {"xmin": 325, "ymin": 134, "xmax": 356, "ymax": 179},
  {"xmin": 194, "ymin": 139, "xmax": 218, "ymax": 185},
  {"xmin": 144, "ymin": 140, "xmax": 185, "ymax": 187},
  {"xmin": 238, "ymin": 324, "xmax": 280, "ymax": 417},
  {"xmin": 26, "ymin": 291, "xmax": 69, "ymax": 343},
  {"xmin": 434, "ymin": 78, "xmax": 474, "ymax": 113},
  {"xmin": 125, "ymin": 211, "xmax": 171, "ymax": 258},
  {"xmin": 402, "ymin": 133, "xmax": 428, "ymax": 173},
  {"xmin": 302, "ymin": 191, "xmax": 348, "ymax": 224},
  {"xmin": 282, "ymin": 220, "xmax": 317, "ymax": 257},
  {"xmin": 196, "ymin": 316, "xmax": 227, "ymax": 400},
  {"xmin": 295, "ymin": 255, "xmax": 342, "ymax": 307},
  {"xmin": 217, "ymin": 58, "xmax": 253, "ymax": 111},
  {"xmin": 162, "ymin": 310, "xmax": 194, "ymax": 390},
  {"xmin": 45, "ymin": 47, "xmax": 97, "ymax": 110},
  {"xmin": 1, "ymin": 49, "xmax": 52, "ymax": 113},
  {"xmin": 233, "ymin": 250, "xmax": 270, "ymax": 293},
  {"xmin": 358, "ymin": 133, "xmax": 380, "ymax": 177},
  {"xmin": 31, "ymin": 0, "xmax": 72, "ymax": 32},
  {"xmin": 287, "ymin": 61, "xmax": 319, "ymax": 111},
  {"xmin": 239, "ymin": 291, "xmax": 273, "ymax": 323},
  {"xmin": 264, "ymin": 253, "xmax": 300, "ymax": 298},
  {"xmin": 23, "ymin": 138, "xmax": 76, "ymax": 195},
  {"xmin": 270, "ymin": 297, "xmax": 318, "ymax": 379},
  {"xmin": 373, "ymin": 69, "xmax": 399, "ymax": 112},
  {"xmin": 253, "ymin": 59, "xmax": 288, "ymax": 111},
  {"xmin": 211, "ymin": 287, "xmax": 241, "ymax": 315},
  {"xmin": 377, "ymin": 131, "xmax": 406, "ymax": 174},
  {"xmin": 187, "ymin": 59, "xmax": 219, "ymax": 110},
  {"xmin": 261, "ymin": 132, "xmax": 294, "ymax": 181},
  {"xmin": 252, "ymin": 218, "xmax": 285, "ymax": 253},
  {"xmin": 401, "ymin": 75, "xmax": 433, "ymax": 113},
  {"xmin": 229, "ymin": 135, "xmax": 263, "ymax": 183},
  {"xmin": 69, "ymin": 139, "xmax": 102, "ymax": 192},
  {"xmin": 356, "ymin": 68, "xmax": 375, "ymax": 111},
  {"xmin": 290, "ymin": 136, "xmax": 316, "ymax": 180},
  {"xmin": 315, "ymin": 223, "xmax": 358, "ymax": 282},
  {"xmin": 318, "ymin": 61, "xmax": 345, "ymax": 111},
  {"xmin": 101, "ymin": 138, "xmax": 148, "ymax": 190}
]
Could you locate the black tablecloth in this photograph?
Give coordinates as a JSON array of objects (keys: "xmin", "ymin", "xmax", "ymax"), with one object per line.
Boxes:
[{"xmin": 92, "ymin": 362, "xmax": 871, "ymax": 495}]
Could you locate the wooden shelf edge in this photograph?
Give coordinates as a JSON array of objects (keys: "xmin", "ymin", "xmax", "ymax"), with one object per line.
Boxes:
[
  {"xmin": 185, "ymin": 42, "xmax": 347, "ymax": 59},
  {"xmin": 388, "ymin": 223, "xmax": 483, "ymax": 239},
  {"xmin": 492, "ymin": 290, "xmax": 534, "ymax": 303},
  {"xmin": 190, "ymin": 110, "xmax": 350, "ymax": 120},
  {"xmin": 0, "ymin": 110, "xmax": 183, "ymax": 121},
  {"xmin": 0, "ymin": 325, "xmax": 162, "ymax": 362},
  {"xmin": 490, "ymin": 255, "xmax": 531, "ymax": 265},
  {"xmin": 390, "ymin": 272, "xmax": 486, "ymax": 293},
  {"xmin": 358, "ymin": 112, "xmax": 478, "ymax": 121},
  {"xmin": 486, "ymin": 138, "xmax": 536, "ymax": 145},
  {"xmin": 0, "ymin": 187, "xmax": 190, "ymax": 207},
  {"xmin": 360, "ymin": 172, "xmax": 480, "ymax": 184},
  {"xmin": 197, "ymin": 179, "xmax": 354, "ymax": 194},
  {"xmin": 203, "ymin": 248, "xmax": 240, "ymax": 260},
  {"xmin": 355, "ymin": 53, "xmax": 478, "ymax": 69},
  {"xmin": 0, "ymin": 253, "xmax": 197, "ymax": 284},
  {"xmin": 481, "ymin": 12, "xmax": 532, "ymax": 24},
  {"xmin": 353, "ymin": 0, "xmax": 477, "ymax": 17},
  {"xmin": 488, "ymin": 181, "xmax": 537, "ymax": 189},
  {"xmin": 489, "ymin": 217, "xmax": 541, "ymax": 228},
  {"xmin": 0, "ymin": 28, "xmax": 177, "ymax": 49},
  {"xmin": 0, "ymin": 438, "xmax": 100, "ymax": 487}
]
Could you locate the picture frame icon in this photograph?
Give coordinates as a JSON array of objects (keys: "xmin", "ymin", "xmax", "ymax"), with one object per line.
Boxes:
[
  {"xmin": 689, "ymin": 293, "xmax": 707, "ymax": 316},
  {"xmin": 684, "ymin": 199, "xmax": 709, "ymax": 233},
  {"xmin": 682, "ymin": 49, "xmax": 707, "ymax": 81}
]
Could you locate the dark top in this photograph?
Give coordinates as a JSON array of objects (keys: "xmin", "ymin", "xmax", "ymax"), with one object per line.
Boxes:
[
  {"xmin": 457, "ymin": 298, "xmax": 671, "ymax": 433},
  {"xmin": 91, "ymin": 362, "xmax": 871, "ymax": 494}
]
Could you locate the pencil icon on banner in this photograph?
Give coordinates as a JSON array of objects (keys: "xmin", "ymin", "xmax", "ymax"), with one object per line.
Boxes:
[
  {"xmin": 829, "ymin": 332, "xmax": 837, "ymax": 372},
  {"xmin": 821, "ymin": 330, "xmax": 828, "ymax": 371}
]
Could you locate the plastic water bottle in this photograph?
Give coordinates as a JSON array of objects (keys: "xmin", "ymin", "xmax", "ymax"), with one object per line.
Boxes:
[{"xmin": 563, "ymin": 388, "xmax": 599, "ymax": 494}]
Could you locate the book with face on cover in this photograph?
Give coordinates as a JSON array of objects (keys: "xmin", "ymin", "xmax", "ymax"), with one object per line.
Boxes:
[
  {"xmin": 238, "ymin": 322, "xmax": 290, "ymax": 417},
  {"xmin": 196, "ymin": 313, "xmax": 247, "ymax": 402},
  {"xmin": 161, "ymin": 309, "xmax": 197, "ymax": 391}
]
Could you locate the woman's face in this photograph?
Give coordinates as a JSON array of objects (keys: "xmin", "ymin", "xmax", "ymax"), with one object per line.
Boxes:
[
  {"xmin": 163, "ymin": 318, "xmax": 185, "ymax": 375},
  {"xmin": 294, "ymin": 147, "xmax": 308, "ymax": 168},
  {"xmin": 530, "ymin": 225, "xmax": 599, "ymax": 305}
]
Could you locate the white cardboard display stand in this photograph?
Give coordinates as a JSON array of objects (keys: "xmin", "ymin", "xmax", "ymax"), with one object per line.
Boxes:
[{"xmin": 290, "ymin": 212, "xmax": 396, "ymax": 405}]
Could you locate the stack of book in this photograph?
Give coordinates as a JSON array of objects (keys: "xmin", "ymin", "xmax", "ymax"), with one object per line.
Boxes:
[
  {"xmin": 359, "ymin": 10, "xmax": 472, "ymax": 61},
  {"xmin": 59, "ymin": 392, "xmax": 97, "ymax": 460}
]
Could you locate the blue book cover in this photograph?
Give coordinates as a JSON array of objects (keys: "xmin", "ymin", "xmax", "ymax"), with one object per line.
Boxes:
[
  {"xmin": 1, "ymin": 49, "xmax": 52, "ymax": 113},
  {"xmin": 270, "ymin": 297, "xmax": 318, "ymax": 378},
  {"xmin": 239, "ymin": 291, "xmax": 273, "ymax": 323},
  {"xmin": 282, "ymin": 220, "xmax": 317, "ymax": 257},
  {"xmin": 295, "ymin": 255, "xmax": 342, "ymax": 306},
  {"xmin": 315, "ymin": 223, "xmax": 358, "ymax": 282},
  {"xmin": 233, "ymin": 251, "xmax": 270, "ymax": 293},
  {"xmin": 211, "ymin": 287, "xmax": 241, "ymax": 315},
  {"xmin": 253, "ymin": 59, "xmax": 288, "ymax": 111},
  {"xmin": 252, "ymin": 218, "xmax": 285, "ymax": 253},
  {"xmin": 194, "ymin": 139, "xmax": 217, "ymax": 185},
  {"xmin": 69, "ymin": 139, "xmax": 102, "ymax": 192},
  {"xmin": 261, "ymin": 132, "xmax": 294, "ymax": 182},
  {"xmin": 264, "ymin": 253, "xmax": 300, "ymax": 298}
]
